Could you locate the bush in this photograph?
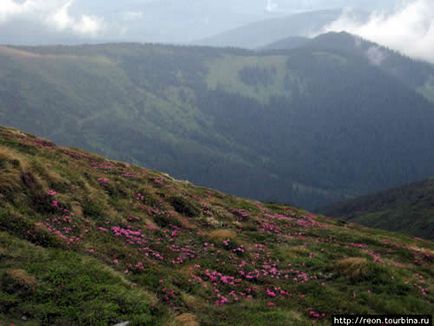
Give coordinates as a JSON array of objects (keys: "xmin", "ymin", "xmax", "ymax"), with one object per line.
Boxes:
[{"xmin": 169, "ymin": 196, "xmax": 200, "ymax": 217}]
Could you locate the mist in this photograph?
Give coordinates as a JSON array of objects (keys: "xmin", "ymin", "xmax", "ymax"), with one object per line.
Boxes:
[
  {"xmin": 0, "ymin": 0, "xmax": 398, "ymax": 45},
  {"xmin": 325, "ymin": 0, "xmax": 434, "ymax": 64}
]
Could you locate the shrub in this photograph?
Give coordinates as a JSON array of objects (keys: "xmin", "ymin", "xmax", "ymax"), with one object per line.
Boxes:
[
  {"xmin": 2, "ymin": 269, "xmax": 37, "ymax": 296},
  {"xmin": 169, "ymin": 196, "xmax": 200, "ymax": 217}
]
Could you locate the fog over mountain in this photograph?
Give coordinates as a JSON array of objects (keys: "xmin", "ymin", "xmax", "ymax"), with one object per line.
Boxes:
[
  {"xmin": 325, "ymin": 0, "xmax": 434, "ymax": 64},
  {"xmin": 0, "ymin": 0, "xmax": 398, "ymax": 45}
]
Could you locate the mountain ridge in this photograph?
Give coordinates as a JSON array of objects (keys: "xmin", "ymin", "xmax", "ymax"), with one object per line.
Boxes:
[
  {"xmin": 1, "ymin": 37, "xmax": 434, "ymax": 210},
  {"xmin": 195, "ymin": 10, "xmax": 344, "ymax": 49},
  {"xmin": 322, "ymin": 176, "xmax": 434, "ymax": 240}
]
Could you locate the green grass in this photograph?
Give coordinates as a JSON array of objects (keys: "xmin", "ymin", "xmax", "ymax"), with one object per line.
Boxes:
[
  {"xmin": 206, "ymin": 55, "xmax": 293, "ymax": 102},
  {"xmin": 0, "ymin": 126, "xmax": 433, "ymax": 325}
]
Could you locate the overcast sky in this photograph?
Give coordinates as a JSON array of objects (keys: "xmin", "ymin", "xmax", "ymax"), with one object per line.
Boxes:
[{"xmin": 1, "ymin": 0, "xmax": 433, "ymax": 64}]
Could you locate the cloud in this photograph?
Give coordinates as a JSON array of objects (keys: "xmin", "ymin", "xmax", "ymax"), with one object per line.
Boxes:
[
  {"xmin": 266, "ymin": 0, "xmax": 278, "ymax": 12},
  {"xmin": 0, "ymin": 0, "xmax": 33, "ymax": 22},
  {"xmin": 324, "ymin": 0, "xmax": 434, "ymax": 64},
  {"xmin": 0, "ymin": 0, "xmax": 104, "ymax": 36},
  {"xmin": 49, "ymin": 1, "xmax": 104, "ymax": 35},
  {"xmin": 365, "ymin": 46, "xmax": 387, "ymax": 66}
]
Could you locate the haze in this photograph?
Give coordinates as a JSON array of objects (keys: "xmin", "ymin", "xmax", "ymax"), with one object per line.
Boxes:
[{"xmin": 0, "ymin": 0, "xmax": 399, "ymax": 44}]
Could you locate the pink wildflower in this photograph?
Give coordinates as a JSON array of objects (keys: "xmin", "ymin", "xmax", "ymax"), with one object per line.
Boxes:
[
  {"xmin": 47, "ymin": 189, "xmax": 58, "ymax": 196},
  {"xmin": 266, "ymin": 288, "xmax": 277, "ymax": 298},
  {"xmin": 308, "ymin": 309, "xmax": 326, "ymax": 320},
  {"xmin": 97, "ymin": 177, "xmax": 110, "ymax": 185},
  {"xmin": 350, "ymin": 243, "xmax": 368, "ymax": 249}
]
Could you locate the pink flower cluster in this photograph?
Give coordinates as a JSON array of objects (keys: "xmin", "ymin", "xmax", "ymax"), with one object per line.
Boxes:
[
  {"xmin": 239, "ymin": 269, "xmax": 260, "ymax": 281},
  {"xmin": 132, "ymin": 262, "xmax": 145, "ymax": 272},
  {"xmin": 140, "ymin": 247, "xmax": 164, "ymax": 261},
  {"xmin": 260, "ymin": 222, "xmax": 281, "ymax": 234},
  {"xmin": 122, "ymin": 172, "xmax": 136, "ymax": 178},
  {"xmin": 43, "ymin": 193, "xmax": 81, "ymax": 245},
  {"xmin": 47, "ymin": 189, "xmax": 58, "ymax": 196},
  {"xmin": 161, "ymin": 287, "xmax": 176, "ymax": 303},
  {"xmin": 97, "ymin": 177, "xmax": 110, "ymax": 185},
  {"xmin": 212, "ymin": 287, "xmax": 256, "ymax": 306},
  {"xmin": 169, "ymin": 245, "xmax": 196, "ymax": 264},
  {"xmin": 261, "ymin": 262, "xmax": 282, "ymax": 278},
  {"xmin": 266, "ymin": 287, "xmax": 289, "ymax": 298},
  {"xmin": 291, "ymin": 269, "xmax": 310, "ymax": 283},
  {"xmin": 266, "ymin": 213, "xmax": 294, "ymax": 221},
  {"xmin": 135, "ymin": 193, "xmax": 145, "ymax": 201},
  {"xmin": 44, "ymin": 223, "xmax": 81, "ymax": 244},
  {"xmin": 152, "ymin": 177, "xmax": 165, "ymax": 187},
  {"xmin": 350, "ymin": 243, "xmax": 369, "ymax": 249},
  {"xmin": 215, "ymin": 294, "xmax": 230, "ymax": 305},
  {"xmin": 308, "ymin": 309, "xmax": 326, "ymax": 320},
  {"xmin": 367, "ymin": 251, "xmax": 382, "ymax": 263},
  {"xmin": 91, "ymin": 161, "xmax": 116, "ymax": 170},
  {"xmin": 111, "ymin": 226, "xmax": 146, "ymax": 246},
  {"xmin": 32, "ymin": 139, "xmax": 55, "ymax": 148},
  {"xmin": 232, "ymin": 246, "xmax": 246, "ymax": 255},
  {"xmin": 203, "ymin": 269, "xmax": 239, "ymax": 286},
  {"xmin": 232, "ymin": 209, "xmax": 250, "ymax": 220}
]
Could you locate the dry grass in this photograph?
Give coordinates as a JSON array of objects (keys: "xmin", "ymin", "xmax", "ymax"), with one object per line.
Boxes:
[
  {"xmin": 207, "ymin": 229, "xmax": 237, "ymax": 241},
  {"xmin": 4, "ymin": 268, "xmax": 37, "ymax": 293},
  {"xmin": 336, "ymin": 257, "xmax": 370, "ymax": 280},
  {"xmin": 286, "ymin": 245, "xmax": 310, "ymax": 258},
  {"xmin": 174, "ymin": 313, "xmax": 200, "ymax": 326}
]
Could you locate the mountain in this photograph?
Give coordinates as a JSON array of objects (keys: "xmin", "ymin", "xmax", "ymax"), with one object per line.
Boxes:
[
  {"xmin": 322, "ymin": 177, "xmax": 434, "ymax": 240},
  {"xmin": 0, "ymin": 0, "xmax": 266, "ymax": 46},
  {"xmin": 301, "ymin": 32, "xmax": 434, "ymax": 104},
  {"xmin": 195, "ymin": 10, "xmax": 344, "ymax": 49},
  {"xmin": 263, "ymin": 32, "xmax": 434, "ymax": 104},
  {"xmin": 0, "ymin": 125, "xmax": 433, "ymax": 325},
  {"xmin": 260, "ymin": 36, "xmax": 310, "ymax": 50},
  {"xmin": 0, "ymin": 1, "xmax": 397, "ymax": 46},
  {"xmin": 2, "ymin": 39, "xmax": 434, "ymax": 210}
]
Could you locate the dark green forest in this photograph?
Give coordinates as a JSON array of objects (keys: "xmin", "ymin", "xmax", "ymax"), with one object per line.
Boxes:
[
  {"xmin": 1, "ymin": 33, "xmax": 434, "ymax": 209},
  {"xmin": 323, "ymin": 177, "xmax": 434, "ymax": 239}
]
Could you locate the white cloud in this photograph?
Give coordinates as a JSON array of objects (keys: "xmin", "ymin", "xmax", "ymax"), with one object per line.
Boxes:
[
  {"xmin": 0, "ymin": 0, "xmax": 104, "ymax": 36},
  {"xmin": 266, "ymin": 0, "xmax": 278, "ymax": 12},
  {"xmin": 49, "ymin": 1, "xmax": 104, "ymax": 35},
  {"xmin": 365, "ymin": 46, "xmax": 387, "ymax": 66},
  {"xmin": 324, "ymin": 0, "xmax": 434, "ymax": 64},
  {"xmin": 0, "ymin": 0, "xmax": 34, "ymax": 22}
]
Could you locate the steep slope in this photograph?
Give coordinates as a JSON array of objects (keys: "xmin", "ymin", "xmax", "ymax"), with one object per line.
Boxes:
[
  {"xmin": 0, "ymin": 126, "xmax": 433, "ymax": 325},
  {"xmin": 2, "ymin": 42, "xmax": 434, "ymax": 209},
  {"xmin": 322, "ymin": 178, "xmax": 434, "ymax": 240},
  {"xmin": 195, "ymin": 10, "xmax": 343, "ymax": 49}
]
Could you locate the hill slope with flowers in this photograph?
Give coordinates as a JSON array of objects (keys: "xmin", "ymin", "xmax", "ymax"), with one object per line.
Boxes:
[{"xmin": 0, "ymin": 126, "xmax": 433, "ymax": 325}]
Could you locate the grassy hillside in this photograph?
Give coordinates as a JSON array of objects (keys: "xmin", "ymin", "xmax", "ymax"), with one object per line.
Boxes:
[
  {"xmin": 0, "ymin": 126, "xmax": 433, "ymax": 325},
  {"xmin": 1, "ymin": 39, "xmax": 434, "ymax": 210},
  {"xmin": 322, "ymin": 178, "xmax": 434, "ymax": 240}
]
